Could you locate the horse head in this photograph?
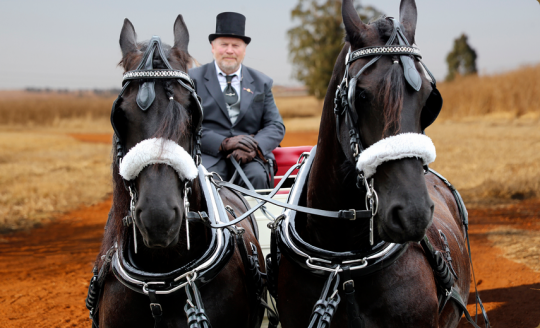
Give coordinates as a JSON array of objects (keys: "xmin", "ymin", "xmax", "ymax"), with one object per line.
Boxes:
[
  {"xmin": 112, "ymin": 16, "xmax": 200, "ymax": 249},
  {"xmin": 338, "ymin": 0, "xmax": 439, "ymax": 243}
]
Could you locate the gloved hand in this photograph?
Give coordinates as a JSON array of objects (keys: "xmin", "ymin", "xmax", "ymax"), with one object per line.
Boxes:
[
  {"xmin": 220, "ymin": 135, "xmax": 258, "ymax": 153},
  {"xmin": 228, "ymin": 148, "xmax": 256, "ymax": 164}
]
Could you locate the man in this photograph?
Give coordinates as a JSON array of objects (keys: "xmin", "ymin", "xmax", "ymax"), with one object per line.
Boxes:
[{"xmin": 189, "ymin": 12, "xmax": 285, "ymax": 189}]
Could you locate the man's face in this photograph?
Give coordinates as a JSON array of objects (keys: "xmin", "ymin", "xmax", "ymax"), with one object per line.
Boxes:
[{"xmin": 211, "ymin": 37, "xmax": 247, "ymax": 74}]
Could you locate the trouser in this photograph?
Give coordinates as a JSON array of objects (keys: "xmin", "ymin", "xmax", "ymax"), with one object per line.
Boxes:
[{"xmin": 206, "ymin": 157, "xmax": 271, "ymax": 190}]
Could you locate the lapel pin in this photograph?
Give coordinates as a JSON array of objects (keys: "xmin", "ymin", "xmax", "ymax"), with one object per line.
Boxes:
[{"xmin": 243, "ymin": 88, "xmax": 253, "ymax": 94}]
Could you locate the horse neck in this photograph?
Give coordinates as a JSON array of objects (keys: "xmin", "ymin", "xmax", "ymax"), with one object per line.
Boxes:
[{"xmin": 304, "ymin": 45, "xmax": 373, "ymax": 252}]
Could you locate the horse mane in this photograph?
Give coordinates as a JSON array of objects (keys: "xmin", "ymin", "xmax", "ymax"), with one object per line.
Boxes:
[{"xmin": 97, "ymin": 41, "xmax": 193, "ymax": 263}]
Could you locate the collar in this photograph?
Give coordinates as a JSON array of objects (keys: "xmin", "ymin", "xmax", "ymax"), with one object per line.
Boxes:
[{"xmin": 214, "ymin": 61, "xmax": 242, "ymax": 79}]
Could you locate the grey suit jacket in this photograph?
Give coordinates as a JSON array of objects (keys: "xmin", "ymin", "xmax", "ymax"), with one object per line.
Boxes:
[{"xmin": 189, "ymin": 62, "xmax": 285, "ymax": 168}]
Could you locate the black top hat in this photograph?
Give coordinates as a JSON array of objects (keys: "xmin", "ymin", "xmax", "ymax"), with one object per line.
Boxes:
[{"xmin": 209, "ymin": 12, "xmax": 251, "ymax": 45}]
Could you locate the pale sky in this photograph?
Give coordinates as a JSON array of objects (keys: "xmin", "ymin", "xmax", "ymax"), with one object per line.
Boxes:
[{"xmin": 0, "ymin": 0, "xmax": 539, "ymax": 89}]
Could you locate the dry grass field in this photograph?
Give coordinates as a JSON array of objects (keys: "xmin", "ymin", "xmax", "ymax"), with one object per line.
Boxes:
[
  {"xmin": 0, "ymin": 131, "xmax": 111, "ymax": 232},
  {"xmin": 0, "ymin": 64, "xmax": 539, "ymax": 231},
  {"xmin": 427, "ymin": 117, "xmax": 540, "ymax": 206},
  {"xmin": 0, "ymin": 90, "xmax": 115, "ymax": 126},
  {"xmin": 438, "ymin": 64, "xmax": 540, "ymax": 119}
]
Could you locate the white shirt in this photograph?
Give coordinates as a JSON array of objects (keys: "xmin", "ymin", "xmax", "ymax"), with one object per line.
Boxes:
[
  {"xmin": 215, "ymin": 61, "xmax": 242, "ymax": 95},
  {"xmin": 215, "ymin": 61, "xmax": 242, "ymax": 124}
]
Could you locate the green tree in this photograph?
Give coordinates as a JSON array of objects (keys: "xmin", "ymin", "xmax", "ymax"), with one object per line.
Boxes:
[
  {"xmin": 445, "ymin": 34, "xmax": 478, "ymax": 81},
  {"xmin": 288, "ymin": 0, "xmax": 382, "ymax": 99}
]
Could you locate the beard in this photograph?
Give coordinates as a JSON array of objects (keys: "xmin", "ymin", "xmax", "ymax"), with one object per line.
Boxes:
[{"xmin": 215, "ymin": 56, "xmax": 241, "ymax": 73}]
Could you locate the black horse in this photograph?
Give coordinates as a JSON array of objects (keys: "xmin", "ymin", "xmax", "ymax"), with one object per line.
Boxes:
[
  {"xmin": 86, "ymin": 16, "xmax": 265, "ymax": 328},
  {"xmin": 272, "ymin": 0, "xmax": 487, "ymax": 327}
]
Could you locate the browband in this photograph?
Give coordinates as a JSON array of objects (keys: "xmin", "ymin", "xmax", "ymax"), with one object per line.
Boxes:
[
  {"xmin": 123, "ymin": 69, "xmax": 193, "ymax": 83},
  {"xmin": 347, "ymin": 45, "xmax": 422, "ymax": 65}
]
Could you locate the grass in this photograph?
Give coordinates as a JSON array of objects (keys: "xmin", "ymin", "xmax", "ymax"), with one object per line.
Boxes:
[
  {"xmin": 1, "ymin": 63, "xmax": 539, "ymax": 231},
  {"xmin": 0, "ymin": 90, "xmax": 115, "ymax": 126},
  {"xmin": 427, "ymin": 118, "xmax": 540, "ymax": 206},
  {"xmin": 0, "ymin": 131, "xmax": 111, "ymax": 232},
  {"xmin": 437, "ymin": 64, "xmax": 540, "ymax": 119}
]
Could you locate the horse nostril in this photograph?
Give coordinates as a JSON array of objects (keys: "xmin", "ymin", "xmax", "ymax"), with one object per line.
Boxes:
[{"xmin": 390, "ymin": 205, "xmax": 405, "ymax": 231}]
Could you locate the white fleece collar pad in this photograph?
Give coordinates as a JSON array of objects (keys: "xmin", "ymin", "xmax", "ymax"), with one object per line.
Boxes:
[
  {"xmin": 356, "ymin": 133, "xmax": 436, "ymax": 179},
  {"xmin": 119, "ymin": 138, "xmax": 198, "ymax": 181}
]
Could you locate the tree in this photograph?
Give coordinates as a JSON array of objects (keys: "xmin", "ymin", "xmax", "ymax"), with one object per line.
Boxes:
[
  {"xmin": 445, "ymin": 34, "xmax": 477, "ymax": 81},
  {"xmin": 288, "ymin": 0, "xmax": 382, "ymax": 99}
]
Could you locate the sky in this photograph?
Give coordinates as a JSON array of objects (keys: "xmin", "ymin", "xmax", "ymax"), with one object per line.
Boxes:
[{"xmin": 0, "ymin": 0, "xmax": 539, "ymax": 90}]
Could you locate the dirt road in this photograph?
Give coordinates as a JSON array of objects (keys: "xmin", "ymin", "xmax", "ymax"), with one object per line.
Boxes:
[{"xmin": 0, "ymin": 132, "xmax": 539, "ymax": 327}]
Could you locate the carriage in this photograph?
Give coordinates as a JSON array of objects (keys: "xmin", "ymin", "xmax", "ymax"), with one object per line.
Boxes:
[{"xmin": 247, "ymin": 146, "xmax": 313, "ymax": 258}]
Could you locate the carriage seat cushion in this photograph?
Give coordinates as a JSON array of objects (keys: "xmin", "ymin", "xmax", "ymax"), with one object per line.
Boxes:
[{"xmin": 272, "ymin": 146, "xmax": 313, "ymax": 189}]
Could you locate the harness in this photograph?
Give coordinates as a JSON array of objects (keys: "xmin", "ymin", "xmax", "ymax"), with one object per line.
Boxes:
[{"xmin": 86, "ymin": 36, "xmax": 266, "ymax": 328}]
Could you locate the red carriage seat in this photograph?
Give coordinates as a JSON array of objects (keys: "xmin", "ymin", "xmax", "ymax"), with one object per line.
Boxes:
[{"xmin": 271, "ymin": 146, "xmax": 314, "ymax": 193}]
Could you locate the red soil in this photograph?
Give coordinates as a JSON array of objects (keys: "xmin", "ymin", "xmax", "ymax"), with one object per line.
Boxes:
[{"xmin": 0, "ymin": 132, "xmax": 538, "ymax": 328}]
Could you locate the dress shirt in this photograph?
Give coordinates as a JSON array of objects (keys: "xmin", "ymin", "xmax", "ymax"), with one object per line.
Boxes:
[
  {"xmin": 215, "ymin": 61, "xmax": 242, "ymax": 95},
  {"xmin": 215, "ymin": 61, "xmax": 242, "ymax": 124}
]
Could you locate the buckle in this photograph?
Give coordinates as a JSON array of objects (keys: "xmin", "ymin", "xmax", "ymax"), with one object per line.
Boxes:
[
  {"xmin": 343, "ymin": 280, "xmax": 355, "ymax": 290},
  {"xmin": 350, "ymin": 209, "xmax": 356, "ymax": 221},
  {"xmin": 150, "ymin": 303, "xmax": 163, "ymax": 316}
]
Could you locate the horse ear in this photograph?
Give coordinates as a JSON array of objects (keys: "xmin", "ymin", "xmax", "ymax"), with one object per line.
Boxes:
[
  {"xmin": 119, "ymin": 18, "xmax": 138, "ymax": 56},
  {"xmin": 173, "ymin": 15, "xmax": 189, "ymax": 53},
  {"xmin": 399, "ymin": 0, "xmax": 417, "ymax": 44},
  {"xmin": 342, "ymin": 0, "xmax": 367, "ymax": 46}
]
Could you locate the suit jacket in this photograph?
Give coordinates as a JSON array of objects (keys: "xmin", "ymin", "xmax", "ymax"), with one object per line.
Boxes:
[{"xmin": 189, "ymin": 62, "xmax": 286, "ymax": 168}]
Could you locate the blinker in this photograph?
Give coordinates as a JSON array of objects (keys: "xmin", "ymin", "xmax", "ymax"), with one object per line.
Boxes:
[
  {"xmin": 134, "ymin": 36, "xmax": 165, "ymax": 111},
  {"xmin": 393, "ymin": 21, "xmax": 422, "ymax": 92}
]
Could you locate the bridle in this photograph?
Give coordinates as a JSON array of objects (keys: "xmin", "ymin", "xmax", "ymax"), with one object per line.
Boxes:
[
  {"xmin": 333, "ymin": 17, "xmax": 442, "ymax": 244},
  {"xmin": 334, "ymin": 17, "xmax": 442, "ymax": 167},
  {"xmin": 109, "ymin": 36, "xmax": 204, "ymax": 252},
  {"xmin": 111, "ymin": 35, "xmax": 203, "ymax": 170}
]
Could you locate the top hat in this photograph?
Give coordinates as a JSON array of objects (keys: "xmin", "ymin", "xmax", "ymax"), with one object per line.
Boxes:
[{"xmin": 208, "ymin": 12, "xmax": 251, "ymax": 45}]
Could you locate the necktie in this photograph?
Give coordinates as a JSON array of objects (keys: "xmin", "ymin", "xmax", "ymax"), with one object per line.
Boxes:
[{"xmin": 223, "ymin": 75, "xmax": 238, "ymax": 106}]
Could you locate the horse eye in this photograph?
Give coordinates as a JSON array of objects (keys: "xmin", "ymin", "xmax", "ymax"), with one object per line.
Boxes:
[{"xmin": 358, "ymin": 90, "xmax": 366, "ymax": 99}]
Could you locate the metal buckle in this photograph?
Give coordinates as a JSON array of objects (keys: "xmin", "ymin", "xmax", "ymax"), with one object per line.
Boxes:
[
  {"xmin": 149, "ymin": 303, "xmax": 162, "ymax": 316},
  {"xmin": 267, "ymin": 214, "xmax": 286, "ymax": 230},
  {"xmin": 343, "ymin": 280, "xmax": 355, "ymax": 290},
  {"xmin": 207, "ymin": 171, "xmax": 223, "ymax": 185},
  {"xmin": 297, "ymin": 152, "xmax": 310, "ymax": 166},
  {"xmin": 349, "ymin": 209, "xmax": 357, "ymax": 221}
]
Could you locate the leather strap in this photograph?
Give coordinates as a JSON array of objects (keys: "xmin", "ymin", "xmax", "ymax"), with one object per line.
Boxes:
[
  {"xmin": 429, "ymin": 169, "xmax": 490, "ymax": 327},
  {"xmin": 308, "ymin": 271, "xmax": 341, "ymax": 328},
  {"xmin": 449, "ymin": 288, "xmax": 484, "ymax": 328},
  {"xmin": 86, "ymin": 246, "xmax": 116, "ymax": 328},
  {"xmin": 216, "ymin": 181, "xmax": 372, "ymax": 221},
  {"xmin": 184, "ymin": 282, "xmax": 212, "ymax": 328},
  {"xmin": 205, "ymin": 162, "xmax": 300, "ymax": 229},
  {"xmin": 229, "ymin": 157, "xmax": 275, "ymax": 220},
  {"xmin": 147, "ymin": 289, "xmax": 167, "ymax": 328},
  {"xmin": 341, "ymin": 266, "xmax": 364, "ymax": 328}
]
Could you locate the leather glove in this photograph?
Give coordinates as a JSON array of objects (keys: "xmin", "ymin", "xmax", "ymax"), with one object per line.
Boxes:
[
  {"xmin": 220, "ymin": 135, "xmax": 258, "ymax": 153},
  {"xmin": 228, "ymin": 148, "xmax": 256, "ymax": 164}
]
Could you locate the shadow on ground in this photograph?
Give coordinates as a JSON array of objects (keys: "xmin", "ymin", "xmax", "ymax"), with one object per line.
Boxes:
[{"xmin": 458, "ymin": 283, "xmax": 540, "ymax": 328}]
